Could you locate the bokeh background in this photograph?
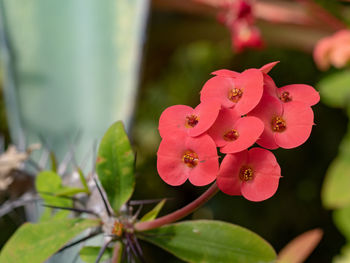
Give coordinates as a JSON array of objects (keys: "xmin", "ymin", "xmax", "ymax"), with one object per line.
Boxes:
[{"xmin": 1, "ymin": 1, "xmax": 349, "ymax": 262}]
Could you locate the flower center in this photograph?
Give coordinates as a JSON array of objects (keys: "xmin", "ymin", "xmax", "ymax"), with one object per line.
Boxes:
[
  {"xmin": 271, "ymin": 116, "xmax": 286, "ymax": 132},
  {"xmin": 228, "ymin": 88, "xmax": 243, "ymax": 103},
  {"xmin": 182, "ymin": 151, "xmax": 199, "ymax": 168},
  {"xmin": 223, "ymin": 129, "xmax": 239, "ymax": 141},
  {"xmin": 112, "ymin": 221, "xmax": 123, "ymax": 237},
  {"xmin": 239, "ymin": 166, "xmax": 253, "ymax": 181},
  {"xmin": 185, "ymin": 114, "xmax": 199, "ymax": 128},
  {"xmin": 279, "ymin": 91, "xmax": 292, "ymax": 102}
]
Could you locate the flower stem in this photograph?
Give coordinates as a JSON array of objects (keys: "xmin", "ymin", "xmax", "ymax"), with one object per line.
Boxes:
[{"xmin": 134, "ymin": 182, "xmax": 219, "ymax": 231}]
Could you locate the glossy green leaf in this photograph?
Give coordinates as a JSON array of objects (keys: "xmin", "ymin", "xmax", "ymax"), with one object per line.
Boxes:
[
  {"xmin": 139, "ymin": 220, "xmax": 276, "ymax": 263},
  {"xmin": 334, "ymin": 205, "xmax": 350, "ymax": 241},
  {"xmin": 35, "ymin": 171, "xmax": 72, "ymax": 207},
  {"xmin": 0, "ymin": 218, "xmax": 101, "ymax": 263},
  {"xmin": 79, "ymin": 246, "xmax": 113, "ymax": 263},
  {"xmin": 96, "ymin": 121, "xmax": 135, "ymax": 213},
  {"xmin": 140, "ymin": 199, "xmax": 166, "ymax": 222},
  {"xmin": 318, "ymin": 70, "xmax": 350, "ymax": 108}
]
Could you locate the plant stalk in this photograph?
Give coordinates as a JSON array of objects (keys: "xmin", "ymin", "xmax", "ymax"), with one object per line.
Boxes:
[{"xmin": 134, "ymin": 182, "xmax": 219, "ymax": 231}]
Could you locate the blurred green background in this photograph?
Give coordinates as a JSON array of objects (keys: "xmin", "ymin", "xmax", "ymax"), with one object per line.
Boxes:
[{"xmin": 0, "ymin": 2, "xmax": 349, "ymax": 263}]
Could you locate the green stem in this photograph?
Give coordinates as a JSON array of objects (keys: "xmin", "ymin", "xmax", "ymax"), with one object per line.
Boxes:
[{"xmin": 134, "ymin": 182, "xmax": 219, "ymax": 231}]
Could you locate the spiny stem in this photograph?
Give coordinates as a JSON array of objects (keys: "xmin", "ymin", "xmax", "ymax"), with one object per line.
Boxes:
[{"xmin": 134, "ymin": 182, "xmax": 219, "ymax": 231}]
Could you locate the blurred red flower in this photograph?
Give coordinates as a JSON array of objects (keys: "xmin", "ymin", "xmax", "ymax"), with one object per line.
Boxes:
[{"xmin": 314, "ymin": 29, "xmax": 350, "ymax": 70}]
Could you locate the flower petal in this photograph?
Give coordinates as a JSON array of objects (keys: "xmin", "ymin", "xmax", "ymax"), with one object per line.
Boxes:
[
  {"xmin": 217, "ymin": 151, "xmax": 248, "ymax": 196},
  {"xmin": 275, "ymin": 102, "xmax": 314, "ymax": 149},
  {"xmin": 263, "ymin": 74, "xmax": 278, "ymax": 97},
  {"xmin": 259, "ymin": 61, "xmax": 279, "ymax": 74},
  {"xmin": 200, "ymin": 76, "xmax": 235, "ymax": 108},
  {"xmin": 208, "ymin": 108, "xmax": 241, "ymax": 147},
  {"xmin": 157, "ymin": 134, "xmax": 218, "ymax": 186},
  {"xmin": 211, "ymin": 69, "xmax": 240, "ymax": 78},
  {"xmin": 187, "ymin": 134, "xmax": 219, "ymax": 186},
  {"xmin": 189, "ymin": 100, "xmax": 221, "ymax": 137},
  {"xmin": 233, "ymin": 68, "xmax": 264, "ymax": 115},
  {"xmin": 157, "ymin": 155, "xmax": 190, "ymax": 186},
  {"xmin": 221, "ymin": 116, "xmax": 264, "ymax": 154},
  {"xmin": 241, "ymin": 148, "xmax": 281, "ymax": 201},
  {"xmin": 278, "ymin": 84, "xmax": 320, "ymax": 106},
  {"xmin": 249, "ymin": 95, "xmax": 283, "ymax": 149},
  {"xmin": 158, "ymin": 105, "xmax": 193, "ymax": 138}
]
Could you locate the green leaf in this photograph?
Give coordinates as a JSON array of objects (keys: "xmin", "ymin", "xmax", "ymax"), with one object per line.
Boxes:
[
  {"xmin": 79, "ymin": 246, "xmax": 113, "ymax": 263},
  {"xmin": 318, "ymin": 70, "xmax": 350, "ymax": 108},
  {"xmin": 139, "ymin": 220, "xmax": 276, "ymax": 263},
  {"xmin": 0, "ymin": 218, "xmax": 101, "ymax": 263},
  {"xmin": 35, "ymin": 171, "xmax": 72, "ymax": 207},
  {"xmin": 140, "ymin": 199, "xmax": 166, "ymax": 222},
  {"xmin": 54, "ymin": 187, "xmax": 89, "ymax": 197},
  {"xmin": 334, "ymin": 205, "xmax": 350, "ymax": 241},
  {"xmin": 39, "ymin": 208, "xmax": 70, "ymax": 222},
  {"xmin": 96, "ymin": 121, "xmax": 135, "ymax": 213}
]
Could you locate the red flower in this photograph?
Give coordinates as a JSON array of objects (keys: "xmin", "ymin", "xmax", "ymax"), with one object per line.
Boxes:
[
  {"xmin": 260, "ymin": 61, "xmax": 279, "ymax": 74},
  {"xmin": 158, "ymin": 100, "xmax": 221, "ymax": 138},
  {"xmin": 211, "ymin": 61, "xmax": 278, "ymax": 78},
  {"xmin": 231, "ymin": 21, "xmax": 263, "ymax": 52},
  {"xmin": 208, "ymin": 108, "xmax": 264, "ymax": 153},
  {"xmin": 217, "ymin": 0, "xmax": 263, "ymax": 52},
  {"xmin": 277, "ymin": 84, "xmax": 320, "ymax": 106},
  {"xmin": 249, "ymin": 95, "xmax": 314, "ymax": 149},
  {"xmin": 314, "ymin": 30, "xmax": 350, "ymax": 70},
  {"xmin": 157, "ymin": 133, "xmax": 218, "ymax": 186},
  {"xmin": 200, "ymin": 68, "xmax": 263, "ymax": 115},
  {"xmin": 217, "ymin": 148, "xmax": 281, "ymax": 202}
]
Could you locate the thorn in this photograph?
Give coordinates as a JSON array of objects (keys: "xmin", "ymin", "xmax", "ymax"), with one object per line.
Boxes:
[
  {"xmin": 132, "ymin": 235, "xmax": 144, "ymax": 258},
  {"xmin": 58, "ymin": 231, "xmax": 100, "ymax": 253},
  {"xmin": 129, "ymin": 198, "xmax": 173, "ymax": 206},
  {"xmin": 132, "ymin": 204, "xmax": 143, "ymax": 221},
  {"xmin": 42, "ymin": 204, "xmax": 99, "ymax": 217},
  {"xmin": 95, "ymin": 239, "xmax": 112, "ymax": 263},
  {"xmin": 126, "ymin": 233, "xmax": 145, "ymax": 263},
  {"xmin": 93, "ymin": 178, "xmax": 112, "ymax": 217}
]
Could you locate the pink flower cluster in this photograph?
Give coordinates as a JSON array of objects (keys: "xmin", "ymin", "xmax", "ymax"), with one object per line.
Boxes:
[
  {"xmin": 314, "ymin": 29, "xmax": 350, "ymax": 71},
  {"xmin": 217, "ymin": 0, "xmax": 263, "ymax": 52},
  {"xmin": 157, "ymin": 62, "xmax": 319, "ymax": 202}
]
